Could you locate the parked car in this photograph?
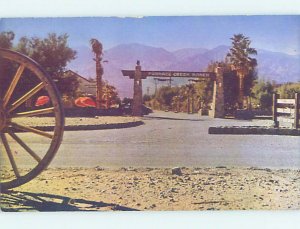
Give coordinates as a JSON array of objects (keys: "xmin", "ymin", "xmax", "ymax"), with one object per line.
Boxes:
[
  {"xmin": 142, "ymin": 105, "xmax": 153, "ymax": 115},
  {"xmin": 121, "ymin": 102, "xmax": 153, "ymax": 115}
]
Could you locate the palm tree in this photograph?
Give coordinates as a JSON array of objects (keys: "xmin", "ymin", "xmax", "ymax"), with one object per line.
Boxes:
[
  {"xmin": 227, "ymin": 34, "xmax": 257, "ymax": 108},
  {"xmin": 90, "ymin": 38, "xmax": 103, "ymax": 109}
]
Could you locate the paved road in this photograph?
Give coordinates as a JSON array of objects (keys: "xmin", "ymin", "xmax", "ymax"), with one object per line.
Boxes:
[
  {"xmin": 2, "ymin": 111, "xmax": 300, "ymax": 169},
  {"xmin": 50, "ymin": 111, "xmax": 299, "ymax": 169}
]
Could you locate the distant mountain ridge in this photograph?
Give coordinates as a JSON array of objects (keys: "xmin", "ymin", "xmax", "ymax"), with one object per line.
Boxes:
[{"xmin": 68, "ymin": 43, "xmax": 300, "ymax": 97}]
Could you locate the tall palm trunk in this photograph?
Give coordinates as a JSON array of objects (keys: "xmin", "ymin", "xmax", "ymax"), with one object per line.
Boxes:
[
  {"xmin": 95, "ymin": 54, "xmax": 103, "ymax": 109},
  {"xmin": 237, "ymin": 71, "xmax": 245, "ymax": 107},
  {"xmin": 90, "ymin": 38, "xmax": 103, "ymax": 109}
]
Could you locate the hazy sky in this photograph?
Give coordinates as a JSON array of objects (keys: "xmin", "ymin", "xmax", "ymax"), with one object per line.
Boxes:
[{"xmin": 1, "ymin": 16, "xmax": 299, "ymax": 54}]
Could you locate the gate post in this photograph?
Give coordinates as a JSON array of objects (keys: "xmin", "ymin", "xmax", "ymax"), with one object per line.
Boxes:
[
  {"xmin": 132, "ymin": 61, "xmax": 143, "ymax": 116},
  {"xmin": 272, "ymin": 93, "xmax": 279, "ymax": 128},
  {"xmin": 294, "ymin": 93, "xmax": 299, "ymax": 129},
  {"xmin": 211, "ymin": 66, "xmax": 224, "ymax": 118}
]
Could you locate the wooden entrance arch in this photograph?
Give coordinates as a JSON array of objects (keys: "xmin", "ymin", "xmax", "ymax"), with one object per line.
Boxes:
[{"xmin": 122, "ymin": 61, "xmax": 225, "ymax": 118}]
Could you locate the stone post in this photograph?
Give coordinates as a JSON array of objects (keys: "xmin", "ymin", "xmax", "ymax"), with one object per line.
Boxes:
[
  {"xmin": 211, "ymin": 66, "xmax": 225, "ymax": 118},
  {"xmin": 132, "ymin": 61, "xmax": 143, "ymax": 116}
]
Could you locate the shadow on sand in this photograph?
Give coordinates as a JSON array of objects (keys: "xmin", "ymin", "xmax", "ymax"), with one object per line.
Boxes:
[{"xmin": 0, "ymin": 190, "xmax": 138, "ymax": 212}]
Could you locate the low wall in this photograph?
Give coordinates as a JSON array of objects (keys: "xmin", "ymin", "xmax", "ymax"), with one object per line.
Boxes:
[
  {"xmin": 209, "ymin": 126, "xmax": 300, "ymax": 136},
  {"xmin": 64, "ymin": 108, "xmax": 122, "ymax": 117},
  {"xmin": 234, "ymin": 109, "xmax": 272, "ymax": 120}
]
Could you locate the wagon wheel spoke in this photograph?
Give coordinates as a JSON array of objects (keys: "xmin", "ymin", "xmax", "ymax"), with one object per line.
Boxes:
[
  {"xmin": 9, "ymin": 122, "xmax": 54, "ymax": 139},
  {"xmin": 3, "ymin": 64, "xmax": 25, "ymax": 108},
  {"xmin": 7, "ymin": 130, "xmax": 42, "ymax": 163},
  {"xmin": 0, "ymin": 133, "xmax": 21, "ymax": 178},
  {"xmin": 8, "ymin": 82, "xmax": 45, "ymax": 113},
  {"xmin": 12, "ymin": 107, "xmax": 55, "ymax": 118},
  {"xmin": 0, "ymin": 48, "xmax": 64, "ymax": 190}
]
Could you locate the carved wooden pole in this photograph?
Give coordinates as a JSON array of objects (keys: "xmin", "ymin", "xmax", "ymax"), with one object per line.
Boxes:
[
  {"xmin": 211, "ymin": 66, "xmax": 225, "ymax": 118},
  {"xmin": 132, "ymin": 61, "xmax": 143, "ymax": 116}
]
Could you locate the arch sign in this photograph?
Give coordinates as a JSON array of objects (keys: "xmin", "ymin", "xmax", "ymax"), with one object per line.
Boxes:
[
  {"xmin": 122, "ymin": 70, "xmax": 215, "ymax": 79},
  {"xmin": 122, "ymin": 62, "xmax": 224, "ymax": 118}
]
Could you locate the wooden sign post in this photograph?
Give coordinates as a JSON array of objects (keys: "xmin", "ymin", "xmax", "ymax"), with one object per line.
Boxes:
[
  {"xmin": 132, "ymin": 61, "xmax": 143, "ymax": 116},
  {"xmin": 122, "ymin": 63, "xmax": 224, "ymax": 118}
]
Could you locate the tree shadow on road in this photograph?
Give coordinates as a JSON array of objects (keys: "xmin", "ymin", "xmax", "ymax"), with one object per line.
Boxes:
[{"xmin": 0, "ymin": 190, "xmax": 138, "ymax": 212}]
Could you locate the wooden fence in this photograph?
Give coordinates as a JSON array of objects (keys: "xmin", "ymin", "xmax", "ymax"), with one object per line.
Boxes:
[{"xmin": 273, "ymin": 93, "xmax": 299, "ymax": 129}]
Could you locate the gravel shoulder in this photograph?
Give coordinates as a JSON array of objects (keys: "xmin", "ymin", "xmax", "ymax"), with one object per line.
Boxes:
[
  {"xmin": 14, "ymin": 116, "xmax": 142, "ymax": 127},
  {"xmin": 11, "ymin": 116, "xmax": 144, "ymax": 131},
  {"xmin": 1, "ymin": 167, "xmax": 299, "ymax": 211}
]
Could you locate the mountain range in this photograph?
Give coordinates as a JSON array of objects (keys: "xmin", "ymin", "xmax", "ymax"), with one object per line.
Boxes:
[{"xmin": 68, "ymin": 43, "xmax": 300, "ymax": 98}]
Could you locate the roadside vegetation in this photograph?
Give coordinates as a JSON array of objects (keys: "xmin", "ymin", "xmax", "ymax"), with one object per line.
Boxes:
[
  {"xmin": 144, "ymin": 34, "xmax": 300, "ymax": 114},
  {"xmin": 1, "ymin": 31, "xmax": 299, "ymax": 114},
  {"xmin": 0, "ymin": 31, "xmax": 120, "ymax": 109}
]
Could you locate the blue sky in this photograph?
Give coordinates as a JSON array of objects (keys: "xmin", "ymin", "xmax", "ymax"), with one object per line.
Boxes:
[{"xmin": 1, "ymin": 16, "xmax": 299, "ymax": 54}]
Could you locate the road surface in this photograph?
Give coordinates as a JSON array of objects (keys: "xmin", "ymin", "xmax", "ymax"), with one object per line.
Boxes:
[
  {"xmin": 52, "ymin": 111, "xmax": 300, "ymax": 169},
  {"xmin": 2, "ymin": 111, "xmax": 300, "ymax": 169}
]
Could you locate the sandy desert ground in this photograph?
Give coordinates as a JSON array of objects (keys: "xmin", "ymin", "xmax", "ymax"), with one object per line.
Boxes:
[{"xmin": 1, "ymin": 167, "xmax": 299, "ymax": 211}]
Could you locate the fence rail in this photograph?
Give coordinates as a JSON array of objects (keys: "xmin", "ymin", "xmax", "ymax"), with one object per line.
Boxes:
[
  {"xmin": 277, "ymin": 99, "xmax": 295, "ymax": 105},
  {"xmin": 276, "ymin": 108, "xmax": 295, "ymax": 114},
  {"xmin": 273, "ymin": 93, "xmax": 299, "ymax": 129}
]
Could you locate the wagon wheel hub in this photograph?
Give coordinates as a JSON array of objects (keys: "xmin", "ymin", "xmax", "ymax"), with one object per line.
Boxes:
[{"xmin": 0, "ymin": 105, "xmax": 8, "ymax": 131}]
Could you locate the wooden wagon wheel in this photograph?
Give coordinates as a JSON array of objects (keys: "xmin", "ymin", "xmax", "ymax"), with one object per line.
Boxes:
[{"xmin": 0, "ymin": 48, "xmax": 64, "ymax": 190}]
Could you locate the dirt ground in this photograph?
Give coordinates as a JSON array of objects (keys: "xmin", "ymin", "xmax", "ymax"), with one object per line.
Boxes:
[{"xmin": 1, "ymin": 167, "xmax": 299, "ymax": 211}]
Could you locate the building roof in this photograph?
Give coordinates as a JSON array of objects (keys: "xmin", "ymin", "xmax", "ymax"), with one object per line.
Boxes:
[{"xmin": 64, "ymin": 70, "xmax": 94, "ymax": 83}]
